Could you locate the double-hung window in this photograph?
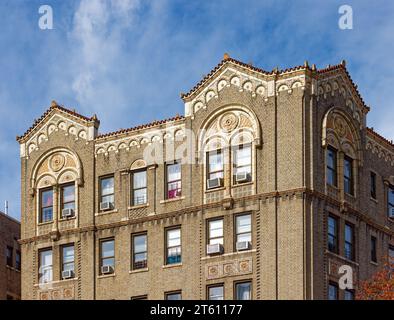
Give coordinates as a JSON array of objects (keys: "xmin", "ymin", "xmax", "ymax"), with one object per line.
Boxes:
[
  {"xmin": 328, "ymin": 216, "xmax": 338, "ymax": 254},
  {"xmin": 132, "ymin": 171, "xmax": 147, "ymax": 206},
  {"xmin": 61, "ymin": 245, "xmax": 75, "ymax": 274},
  {"xmin": 208, "ymin": 219, "xmax": 224, "ymax": 246},
  {"xmin": 344, "ymin": 223, "xmax": 354, "ymax": 261},
  {"xmin": 100, "ymin": 176, "xmax": 115, "ymax": 209},
  {"xmin": 344, "ymin": 156, "xmax": 354, "ymax": 195},
  {"xmin": 235, "ymin": 281, "xmax": 252, "ymax": 300},
  {"xmin": 370, "ymin": 172, "xmax": 377, "ymax": 199},
  {"xmin": 132, "ymin": 233, "xmax": 147, "ymax": 270},
  {"xmin": 326, "ymin": 147, "xmax": 337, "ymax": 186},
  {"xmin": 233, "ymin": 144, "xmax": 252, "ymax": 184},
  {"xmin": 388, "ymin": 186, "xmax": 394, "ymax": 218},
  {"xmin": 207, "ymin": 150, "xmax": 224, "ymax": 189},
  {"xmin": 100, "ymin": 239, "xmax": 115, "ymax": 272},
  {"xmin": 39, "ymin": 249, "xmax": 53, "ymax": 284},
  {"xmin": 235, "ymin": 214, "xmax": 252, "ymax": 247},
  {"xmin": 166, "ymin": 228, "xmax": 181, "ymax": 264},
  {"xmin": 40, "ymin": 188, "xmax": 53, "ymax": 223},
  {"xmin": 61, "ymin": 184, "xmax": 75, "ymax": 213},
  {"xmin": 166, "ymin": 162, "xmax": 181, "ymax": 199},
  {"xmin": 208, "ymin": 285, "xmax": 224, "ymax": 300}
]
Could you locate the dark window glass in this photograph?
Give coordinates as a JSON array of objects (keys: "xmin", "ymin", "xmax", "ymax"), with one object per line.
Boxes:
[
  {"xmin": 132, "ymin": 233, "xmax": 147, "ymax": 270},
  {"xmin": 6, "ymin": 246, "xmax": 13, "ymax": 267},
  {"xmin": 62, "ymin": 245, "xmax": 75, "ymax": 273},
  {"xmin": 345, "ymin": 223, "xmax": 354, "ymax": 261},
  {"xmin": 61, "ymin": 184, "xmax": 75, "ymax": 211},
  {"xmin": 371, "ymin": 236, "xmax": 377, "ymax": 263},
  {"xmin": 39, "ymin": 249, "xmax": 53, "ymax": 284},
  {"xmin": 328, "ymin": 282, "xmax": 338, "ymax": 300},
  {"xmin": 208, "ymin": 285, "xmax": 224, "ymax": 300},
  {"xmin": 370, "ymin": 172, "xmax": 377, "ymax": 199},
  {"xmin": 100, "ymin": 239, "xmax": 115, "ymax": 270},
  {"xmin": 40, "ymin": 188, "xmax": 53, "ymax": 223},
  {"xmin": 207, "ymin": 150, "xmax": 224, "ymax": 187},
  {"xmin": 100, "ymin": 176, "xmax": 114, "ymax": 206},
  {"xmin": 326, "ymin": 147, "xmax": 337, "ymax": 186},
  {"xmin": 389, "ymin": 245, "xmax": 394, "ymax": 262},
  {"xmin": 328, "ymin": 216, "xmax": 338, "ymax": 253},
  {"xmin": 233, "ymin": 144, "xmax": 252, "ymax": 184},
  {"xmin": 388, "ymin": 186, "xmax": 394, "ymax": 218},
  {"xmin": 166, "ymin": 228, "xmax": 181, "ymax": 264},
  {"xmin": 235, "ymin": 282, "xmax": 252, "ymax": 300},
  {"xmin": 15, "ymin": 250, "xmax": 21, "ymax": 270},
  {"xmin": 165, "ymin": 291, "xmax": 181, "ymax": 300},
  {"xmin": 344, "ymin": 289, "xmax": 355, "ymax": 300},
  {"xmin": 166, "ymin": 162, "xmax": 181, "ymax": 199},
  {"xmin": 344, "ymin": 156, "xmax": 354, "ymax": 195},
  {"xmin": 132, "ymin": 171, "xmax": 147, "ymax": 206}
]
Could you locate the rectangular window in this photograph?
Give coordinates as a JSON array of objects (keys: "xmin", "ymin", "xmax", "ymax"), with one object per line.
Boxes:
[
  {"xmin": 100, "ymin": 239, "xmax": 115, "ymax": 271},
  {"xmin": 100, "ymin": 176, "xmax": 115, "ymax": 207},
  {"xmin": 328, "ymin": 216, "xmax": 338, "ymax": 254},
  {"xmin": 233, "ymin": 144, "xmax": 252, "ymax": 184},
  {"xmin": 235, "ymin": 281, "xmax": 252, "ymax": 300},
  {"xmin": 235, "ymin": 214, "xmax": 252, "ymax": 246},
  {"xmin": 344, "ymin": 223, "xmax": 354, "ymax": 261},
  {"xmin": 6, "ymin": 246, "xmax": 13, "ymax": 267},
  {"xmin": 132, "ymin": 171, "xmax": 147, "ymax": 206},
  {"xmin": 40, "ymin": 188, "xmax": 53, "ymax": 223},
  {"xmin": 344, "ymin": 289, "xmax": 355, "ymax": 300},
  {"xmin": 370, "ymin": 172, "xmax": 377, "ymax": 199},
  {"xmin": 326, "ymin": 147, "xmax": 337, "ymax": 186},
  {"xmin": 61, "ymin": 184, "xmax": 75, "ymax": 211},
  {"xmin": 388, "ymin": 186, "xmax": 394, "ymax": 218},
  {"xmin": 39, "ymin": 249, "xmax": 53, "ymax": 284},
  {"xmin": 16, "ymin": 250, "xmax": 21, "ymax": 270},
  {"xmin": 344, "ymin": 156, "xmax": 354, "ymax": 195},
  {"xmin": 166, "ymin": 228, "xmax": 181, "ymax": 265},
  {"xmin": 371, "ymin": 236, "xmax": 377, "ymax": 263},
  {"xmin": 165, "ymin": 291, "xmax": 182, "ymax": 300},
  {"xmin": 328, "ymin": 282, "xmax": 338, "ymax": 300},
  {"xmin": 389, "ymin": 245, "xmax": 394, "ymax": 262},
  {"xmin": 207, "ymin": 150, "xmax": 224, "ymax": 188},
  {"xmin": 61, "ymin": 245, "xmax": 75, "ymax": 274},
  {"xmin": 208, "ymin": 285, "xmax": 224, "ymax": 300},
  {"xmin": 166, "ymin": 162, "xmax": 181, "ymax": 199},
  {"xmin": 132, "ymin": 233, "xmax": 147, "ymax": 270},
  {"xmin": 208, "ymin": 219, "xmax": 224, "ymax": 245}
]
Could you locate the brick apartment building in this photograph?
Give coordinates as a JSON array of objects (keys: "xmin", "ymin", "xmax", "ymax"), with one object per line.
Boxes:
[
  {"xmin": 17, "ymin": 55, "xmax": 394, "ymax": 300},
  {"xmin": 0, "ymin": 210, "xmax": 21, "ymax": 300}
]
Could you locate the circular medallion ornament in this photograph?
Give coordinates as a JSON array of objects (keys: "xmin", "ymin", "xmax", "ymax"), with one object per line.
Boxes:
[
  {"xmin": 220, "ymin": 112, "xmax": 239, "ymax": 133},
  {"xmin": 334, "ymin": 116, "xmax": 347, "ymax": 137},
  {"xmin": 50, "ymin": 154, "xmax": 65, "ymax": 172}
]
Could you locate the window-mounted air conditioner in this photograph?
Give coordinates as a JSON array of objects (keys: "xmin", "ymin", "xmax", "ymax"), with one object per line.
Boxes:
[
  {"xmin": 101, "ymin": 265, "xmax": 114, "ymax": 275},
  {"xmin": 62, "ymin": 208, "xmax": 74, "ymax": 218},
  {"xmin": 236, "ymin": 172, "xmax": 251, "ymax": 183},
  {"xmin": 207, "ymin": 243, "xmax": 224, "ymax": 255},
  {"xmin": 236, "ymin": 241, "xmax": 251, "ymax": 251},
  {"xmin": 100, "ymin": 202, "xmax": 114, "ymax": 211},
  {"xmin": 207, "ymin": 178, "xmax": 223, "ymax": 189},
  {"xmin": 62, "ymin": 270, "xmax": 74, "ymax": 279}
]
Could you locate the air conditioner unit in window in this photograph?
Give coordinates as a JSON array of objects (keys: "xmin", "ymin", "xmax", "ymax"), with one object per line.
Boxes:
[
  {"xmin": 62, "ymin": 208, "xmax": 74, "ymax": 218},
  {"xmin": 62, "ymin": 270, "xmax": 74, "ymax": 279},
  {"xmin": 207, "ymin": 178, "xmax": 223, "ymax": 189},
  {"xmin": 236, "ymin": 241, "xmax": 251, "ymax": 251},
  {"xmin": 389, "ymin": 207, "xmax": 394, "ymax": 218},
  {"xmin": 207, "ymin": 243, "xmax": 224, "ymax": 255},
  {"xmin": 101, "ymin": 265, "xmax": 114, "ymax": 275},
  {"xmin": 100, "ymin": 202, "xmax": 114, "ymax": 211},
  {"xmin": 236, "ymin": 172, "xmax": 251, "ymax": 183}
]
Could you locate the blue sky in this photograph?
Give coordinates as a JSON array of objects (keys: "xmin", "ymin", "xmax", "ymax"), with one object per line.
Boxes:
[{"xmin": 1, "ymin": 0, "xmax": 394, "ymax": 220}]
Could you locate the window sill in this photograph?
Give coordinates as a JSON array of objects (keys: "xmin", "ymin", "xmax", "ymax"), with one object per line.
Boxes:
[
  {"xmin": 128, "ymin": 203, "xmax": 149, "ymax": 210},
  {"xmin": 97, "ymin": 273, "xmax": 116, "ymax": 279},
  {"xmin": 129, "ymin": 268, "xmax": 149, "ymax": 274},
  {"xmin": 201, "ymin": 249, "xmax": 256, "ymax": 260},
  {"xmin": 344, "ymin": 192, "xmax": 356, "ymax": 199},
  {"xmin": 6, "ymin": 265, "xmax": 21, "ymax": 273},
  {"xmin": 160, "ymin": 197, "xmax": 185, "ymax": 204},
  {"xmin": 232, "ymin": 181, "xmax": 254, "ymax": 187},
  {"xmin": 162, "ymin": 263, "xmax": 182, "ymax": 269},
  {"xmin": 370, "ymin": 197, "xmax": 378, "ymax": 204},
  {"xmin": 59, "ymin": 216, "xmax": 77, "ymax": 222},
  {"xmin": 60, "ymin": 277, "xmax": 78, "ymax": 282},
  {"xmin": 37, "ymin": 221, "xmax": 53, "ymax": 226},
  {"xmin": 205, "ymin": 186, "xmax": 226, "ymax": 193},
  {"xmin": 95, "ymin": 209, "xmax": 118, "ymax": 216},
  {"xmin": 370, "ymin": 261, "xmax": 378, "ymax": 266}
]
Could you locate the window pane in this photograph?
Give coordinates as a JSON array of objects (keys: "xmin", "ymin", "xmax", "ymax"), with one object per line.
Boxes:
[
  {"xmin": 167, "ymin": 163, "xmax": 181, "ymax": 182},
  {"xmin": 40, "ymin": 250, "xmax": 53, "ymax": 283},
  {"xmin": 42, "ymin": 207, "xmax": 53, "ymax": 222},
  {"xmin": 237, "ymin": 215, "xmax": 251, "ymax": 234},
  {"xmin": 208, "ymin": 152, "xmax": 223, "ymax": 173},
  {"xmin": 102, "ymin": 240, "xmax": 114, "ymax": 258},
  {"xmin": 237, "ymin": 233, "xmax": 252, "ymax": 243},
  {"xmin": 134, "ymin": 252, "xmax": 147, "ymax": 262},
  {"xmin": 62, "ymin": 185, "xmax": 75, "ymax": 203},
  {"xmin": 344, "ymin": 290, "xmax": 354, "ymax": 300},
  {"xmin": 345, "ymin": 224, "xmax": 353, "ymax": 243},
  {"xmin": 133, "ymin": 171, "xmax": 146, "ymax": 189},
  {"xmin": 167, "ymin": 229, "xmax": 181, "ymax": 247},
  {"xmin": 134, "ymin": 235, "xmax": 147, "ymax": 253},
  {"xmin": 102, "ymin": 257, "xmax": 115, "ymax": 267},
  {"xmin": 328, "ymin": 284, "xmax": 337, "ymax": 300},
  {"xmin": 209, "ymin": 237, "xmax": 224, "ymax": 245},
  {"xmin": 389, "ymin": 187, "xmax": 394, "ymax": 205},
  {"xmin": 166, "ymin": 293, "xmax": 181, "ymax": 300},
  {"xmin": 63, "ymin": 246, "xmax": 74, "ymax": 264},
  {"xmin": 235, "ymin": 145, "xmax": 251, "ymax": 166},
  {"xmin": 344, "ymin": 158, "xmax": 352, "ymax": 178},
  {"xmin": 101, "ymin": 195, "xmax": 114, "ymax": 204},
  {"xmin": 236, "ymin": 282, "xmax": 251, "ymax": 300},
  {"xmin": 209, "ymin": 286, "xmax": 224, "ymax": 300},
  {"xmin": 327, "ymin": 149, "xmax": 335, "ymax": 168},
  {"xmin": 133, "ymin": 188, "xmax": 147, "ymax": 205},
  {"xmin": 101, "ymin": 177, "xmax": 114, "ymax": 196},
  {"xmin": 41, "ymin": 190, "xmax": 53, "ymax": 207},
  {"xmin": 209, "ymin": 220, "xmax": 223, "ymax": 238}
]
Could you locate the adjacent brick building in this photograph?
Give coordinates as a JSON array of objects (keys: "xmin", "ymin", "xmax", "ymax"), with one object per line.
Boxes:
[
  {"xmin": 17, "ymin": 55, "xmax": 394, "ymax": 300},
  {"xmin": 0, "ymin": 210, "xmax": 21, "ymax": 300}
]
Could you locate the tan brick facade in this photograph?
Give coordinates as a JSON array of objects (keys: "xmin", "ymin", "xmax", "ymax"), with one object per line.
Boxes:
[
  {"xmin": 17, "ymin": 56, "xmax": 394, "ymax": 300},
  {"xmin": 0, "ymin": 211, "xmax": 21, "ymax": 300}
]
